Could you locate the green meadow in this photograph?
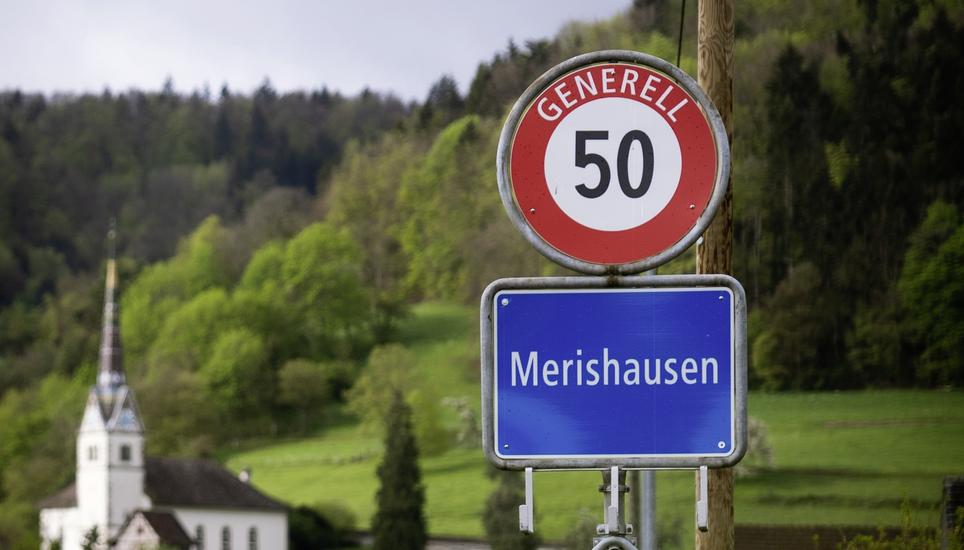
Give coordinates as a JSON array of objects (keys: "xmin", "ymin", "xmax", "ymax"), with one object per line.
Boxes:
[{"xmin": 226, "ymin": 302, "xmax": 964, "ymax": 544}]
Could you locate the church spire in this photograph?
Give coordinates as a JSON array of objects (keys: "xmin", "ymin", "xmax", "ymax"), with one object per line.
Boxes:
[{"xmin": 97, "ymin": 219, "xmax": 126, "ymax": 392}]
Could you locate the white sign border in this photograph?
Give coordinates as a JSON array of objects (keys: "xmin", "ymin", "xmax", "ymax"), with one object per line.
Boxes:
[
  {"xmin": 480, "ymin": 274, "xmax": 748, "ymax": 471},
  {"xmin": 496, "ymin": 50, "xmax": 731, "ymax": 275},
  {"xmin": 493, "ymin": 286, "xmax": 735, "ymax": 460}
]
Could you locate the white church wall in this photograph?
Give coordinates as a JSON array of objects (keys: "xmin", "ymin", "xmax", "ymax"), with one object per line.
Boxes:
[
  {"xmin": 108, "ymin": 466, "xmax": 147, "ymax": 532},
  {"xmin": 75, "ymin": 428, "xmax": 148, "ymax": 540},
  {"xmin": 106, "ymin": 432, "xmax": 146, "ymax": 531},
  {"xmin": 107, "ymin": 432, "xmax": 144, "ymax": 467},
  {"xmin": 169, "ymin": 507, "xmax": 288, "ymax": 550},
  {"xmin": 39, "ymin": 507, "xmax": 83, "ymax": 550},
  {"xmin": 76, "ymin": 429, "xmax": 110, "ymax": 530}
]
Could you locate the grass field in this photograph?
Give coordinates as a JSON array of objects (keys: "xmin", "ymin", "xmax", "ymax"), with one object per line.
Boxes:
[{"xmin": 225, "ymin": 302, "xmax": 964, "ymax": 546}]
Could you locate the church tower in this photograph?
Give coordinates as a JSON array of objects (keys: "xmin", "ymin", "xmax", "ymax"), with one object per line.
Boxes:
[{"xmin": 75, "ymin": 223, "xmax": 146, "ymax": 545}]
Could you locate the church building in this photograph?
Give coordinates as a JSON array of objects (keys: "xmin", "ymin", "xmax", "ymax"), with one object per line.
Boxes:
[{"xmin": 38, "ymin": 234, "xmax": 288, "ymax": 549}]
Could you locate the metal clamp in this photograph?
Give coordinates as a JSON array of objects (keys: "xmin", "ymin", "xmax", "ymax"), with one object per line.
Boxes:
[
  {"xmin": 519, "ymin": 467, "xmax": 534, "ymax": 533},
  {"xmin": 607, "ymin": 466, "xmax": 621, "ymax": 533},
  {"xmin": 696, "ymin": 465, "xmax": 709, "ymax": 532},
  {"xmin": 594, "ymin": 466, "xmax": 637, "ymax": 550}
]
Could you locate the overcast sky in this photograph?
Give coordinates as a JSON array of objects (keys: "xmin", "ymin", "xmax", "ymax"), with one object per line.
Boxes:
[{"xmin": 0, "ymin": 0, "xmax": 629, "ymax": 101}]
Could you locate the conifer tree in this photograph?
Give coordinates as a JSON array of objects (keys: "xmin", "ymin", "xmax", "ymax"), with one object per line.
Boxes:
[{"xmin": 372, "ymin": 392, "xmax": 427, "ymax": 550}]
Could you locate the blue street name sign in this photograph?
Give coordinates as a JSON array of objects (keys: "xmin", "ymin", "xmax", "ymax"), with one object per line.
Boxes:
[{"xmin": 480, "ymin": 275, "xmax": 747, "ymax": 470}]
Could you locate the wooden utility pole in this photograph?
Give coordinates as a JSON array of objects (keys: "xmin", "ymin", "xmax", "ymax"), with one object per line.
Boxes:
[{"xmin": 696, "ymin": 0, "xmax": 735, "ymax": 549}]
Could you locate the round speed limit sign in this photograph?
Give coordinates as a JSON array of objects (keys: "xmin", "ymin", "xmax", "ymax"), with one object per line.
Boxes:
[{"xmin": 497, "ymin": 50, "xmax": 729, "ymax": 274}]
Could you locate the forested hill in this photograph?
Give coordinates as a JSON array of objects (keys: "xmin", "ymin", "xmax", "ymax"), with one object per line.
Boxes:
[
  {"xmin": 1, "ymin": 0, "xmax": 963, "ymax": 547},
  {"xmin": 0, "ymin": 83, "xmax": 415, "ymax": 379}
]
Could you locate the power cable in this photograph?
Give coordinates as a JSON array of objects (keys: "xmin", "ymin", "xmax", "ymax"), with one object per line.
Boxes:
[{"xmin": 677, "ymin": 0, "xmax": 687, "ymax": 67}]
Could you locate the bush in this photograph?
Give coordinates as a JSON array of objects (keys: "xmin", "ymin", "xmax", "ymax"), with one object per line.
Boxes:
[
  {"xmin": 483, "ymin": 468, "xmax": 541, "ymax": 550},
  {"xmin": 312, "ymin": 501, "xmax": 358, "ymax": 534},
  {"xmin": 735, "ymin": 416, "xmax": 775, "ymax": 478},
  {"xmin": 838, "ymin": 502, "xmax": 962, "ymax": 550},
  {"xmin": 561, "ymin": 508, "xmax": 597, "ymax": 550},
  {"xmin": 289, "ymin": 505, "xmax": 352, "ymax": 549}
]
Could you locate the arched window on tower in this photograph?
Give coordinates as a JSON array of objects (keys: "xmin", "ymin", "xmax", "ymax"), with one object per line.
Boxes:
[{"xmin": 120, "ymin": 444, "xmax": 131, "ymax": 462}]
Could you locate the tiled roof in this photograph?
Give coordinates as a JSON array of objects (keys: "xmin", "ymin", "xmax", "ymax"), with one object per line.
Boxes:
[
  {"xmin": 37, "ymin": 483, "xmax": 76, "ymax": 509},
  {"xmin": 38, "ymin": 457, "xmax": 285, "ymax": 512},
  {"xmin": 144, "ymin": 457, "xmax": 286, "ymax": 511}
]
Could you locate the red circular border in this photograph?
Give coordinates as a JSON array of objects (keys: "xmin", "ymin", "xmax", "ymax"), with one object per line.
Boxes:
[{"xmin": 509, "ymin": 62, "xmax": 718, "ymax": 265}]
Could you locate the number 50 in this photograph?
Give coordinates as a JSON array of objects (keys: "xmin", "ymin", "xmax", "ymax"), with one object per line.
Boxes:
[{"xmin": 574, "ymin": 130, "xmax": 654, "ymax": 199}]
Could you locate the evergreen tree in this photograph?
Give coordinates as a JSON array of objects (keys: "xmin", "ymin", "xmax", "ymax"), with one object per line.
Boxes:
[
  {"xmin": 483, "ymin": 468, "xmax": 541, "ymax": 550},
  {"xmin": 213, "ymin": 104, "xmax": 233, "ymax": 160},
  {"xmin": 372, "ymin": 391, "xmax": 426, "ymax": 550},
  {"xmin": 763, "ymin": 45, "xmax": 835, "ymax": 290},
  {"xmin": 418, "ymin": 75, "xmax": 464, "ymax": 128}
]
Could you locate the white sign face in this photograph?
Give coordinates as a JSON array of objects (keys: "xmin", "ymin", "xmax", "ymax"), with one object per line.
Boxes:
[{"xmin": 544, "ymin": 97, "xmax": 683, "ymax": 232}]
